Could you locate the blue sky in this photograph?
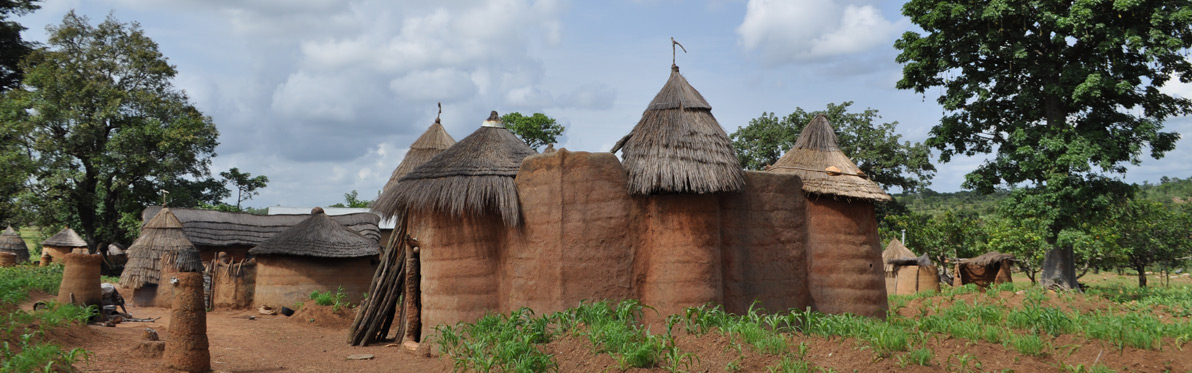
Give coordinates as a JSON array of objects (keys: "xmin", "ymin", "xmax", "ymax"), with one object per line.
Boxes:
[{"xmin": 17, "ymin": 0, "xmax": 1192, "ymax": 208}]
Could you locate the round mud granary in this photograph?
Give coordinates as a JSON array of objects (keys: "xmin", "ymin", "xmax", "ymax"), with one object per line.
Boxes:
[
  {"xmin": 248, "ymin": 207, "xmax": 380, "ymax": 309},
  {"xmin": 57, "ymin": 253, "xmax": 103, "ymax": 307},
  {"xmin": 41, "ymin": 227, "xmax": 88, "ymax": 263},
  {"xmin": 0, "ymin": 226, "xmax": 30, "ymax": 264},
  {"xmin": 163, "ymin": 271, "xmax": 210, "ymax": 373}
]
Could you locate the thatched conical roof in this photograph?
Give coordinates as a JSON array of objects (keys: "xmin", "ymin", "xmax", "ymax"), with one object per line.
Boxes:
[
  {"xmin": 373, "ymin": 114, "xmax": 457, "ymax": 219},
  {"xmin": 770, "ymin": 115, "xmax": 891, "ymax": 201},
  {"xmin": 389, "ymin": 111, "xmax": 536, "ymax": 226},
  {"xmin": 42, "ymin": 227, "xmax": 87, "ymax": 248},
  {"xmin": 249, "ymin": 207, "xmax": 379, "ymax": 258},
  {"xmin": 120, "ymin": 208, "xmax": 203, "ymax": 288},
  {"xmin": 0, "ymin": 226, "xmax": 29, "ymax": 263},
  {"xmin": 882, "ymin": 238, "xmax": 917, "ymax": 273},
  {"xmin": 611, "ymin": 64, "xmax": 744, "ymax": 195}
]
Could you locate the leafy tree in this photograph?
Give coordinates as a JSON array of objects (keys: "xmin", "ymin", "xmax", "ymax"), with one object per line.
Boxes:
[
  {"xmin": 220, "ymin": 167, "xmax": 268, "ymax": 210},
  {"xmin": 329, "ymin": 190, "xmax": 371, "ymax": 208},
  {"xmin": 894, "ymin": 1, "xmax": 1192, "ymax": 290},
  {"xmin": 1104, "ymin": 198, "xmax": 1192, "ymax": 287},
  {"xmin": 2, "ymin": 12, "xmax": 220, "ymax": 250},
  {"xmin": 730, "ymin": 102, "xmax": 936, "ymax": 193},
  {"xmin": 501, "ymin": 112, "xmax": 564, "ymax": 151},
  {"xmin": 0, "ymin": 0, "xmax": 39, "ymax": 92}
]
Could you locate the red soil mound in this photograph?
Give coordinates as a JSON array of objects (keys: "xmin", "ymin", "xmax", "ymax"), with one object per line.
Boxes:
[{"xmin": 289, "ymin": 299, "xmax": 356, "ymax": 329}]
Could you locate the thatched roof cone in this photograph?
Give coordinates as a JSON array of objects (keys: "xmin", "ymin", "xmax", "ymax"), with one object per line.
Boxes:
[
  {"xmin": 249, "ymin": 207, "xmax": 380, "ymax": 258},
  {"xmin": 0, "ymin": 226, "xmax": 30, "ymax": 263},
  {"xmin": 390, "ymin": 111, "xmax": 536, "ymax": 226},
  {"xmin": 42, "ymin": 227, "xmax": 87, "ymax": 248},
  {"xmin": 612, "ymin": 64, "xmax": 744, "ymax": 195},
  {"xmin": 881, "ymin": 238, "xmax": 916, "ymax": 273},
  {"xmin": 373, "ymin": 117, "xmax": 457, "ymax": 219},
  {"xmin": 770, "ymin": 114, "xmax": 891, "ymax": 201},
  {"xmin": 120, "ymin": 208, "xmax": 203, "ymax": 288}
]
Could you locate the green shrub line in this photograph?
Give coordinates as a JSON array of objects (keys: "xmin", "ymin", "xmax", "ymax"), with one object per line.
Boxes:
[
  {"xmin": 1, "ymin": 265, "xmax": 96, "ymax": 372},
  {"xmin": 308, "ymin": 286, "xmax": 351, "ymax": 312}
]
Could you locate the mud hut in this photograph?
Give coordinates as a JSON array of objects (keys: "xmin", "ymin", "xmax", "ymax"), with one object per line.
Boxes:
[
  {"xmin": 0, "ymin": 226, "xmax": 30, "ymax": 264},
  {"xmin": 119, "ymin": 207, "xmax": 204, "ymax": 306},
  {"xmin": 953, "ymin": 252, "xmax": 1015, "ymax": 289},
  {"xmin": 140, "ymin": 206, "xmax": 380, "ymax": 261},
  {"xmin": 609, "ymin": 60, "xmax": 747, "ymax": 319},
  {"xmin": 373, "ymin": 104, "xmax": 457, "ymax": 221},
  {"xmin": 248, "ymin": 207, "xmax": 380, "ymax": 309},
  {"xmin": 883, "ymin": 239, "xmax": 939, "ymax": 295},
  {"xmin": 769, "ymin": 114, "xmax": 891, "ymax": 318},
  {"xmin": 41, "ymin": 227, "xmax": 88, "ymax": 262}
]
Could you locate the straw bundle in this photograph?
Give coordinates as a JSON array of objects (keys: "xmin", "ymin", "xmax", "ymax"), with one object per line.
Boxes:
[
  {"xmin": 248, "ymin": 207, "xmax": 379, "ymax": 258},
  {"xmin": 613, "ymin": 65, "xmax": 744, "ymax": 195},
  {"xmin": 0, "ymin": 226, "xmax": 29, "ymax": 263},
  {"xmin": 42, "ymin": 227, "xmax": 87, "ymax": 248},
  {"xmin": 770, "ymin": 115, "xmax": 891, "ymax": 201},
  {"xmin": 881, "ymin": 238, "xmax": 916, "ymax": 273},
  {"xmin": 373, "ymin": 115, "xmax": 457, "ymax": 219},
  {"xmin": 120, "ymin": 208, "xmax": 203, "ymax": 288},
  {"xmin": 390, "ymin": 112, "xmax": 536, "ymax": 226}
]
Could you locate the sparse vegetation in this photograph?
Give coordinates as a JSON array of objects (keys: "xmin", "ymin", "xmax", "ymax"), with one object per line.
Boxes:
[
  {"xmin": 1, "ymin": 265, "xmax": 95, "ymax": 372},
  {"xmin": 308, "ymin": 286, "xmax": 350, "ymax": 312}
]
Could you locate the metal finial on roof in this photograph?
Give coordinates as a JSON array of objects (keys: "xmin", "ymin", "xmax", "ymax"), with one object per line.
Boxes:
[
  {"xmin": 160, "ymin": 189, "xmax": 170, "ymax": 207},
  {"xmin": 671, "ymin": 37, "xmax": 686, "ymax": 70},
  {"xmin": 435, "ymin": 102, "xmax": 441, "ymax": 123}
]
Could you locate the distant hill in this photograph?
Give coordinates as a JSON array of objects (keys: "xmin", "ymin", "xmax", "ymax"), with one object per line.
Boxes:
[{"xmin": 893, "ymin": 176, "xmax": 1192, "ymax": 216}]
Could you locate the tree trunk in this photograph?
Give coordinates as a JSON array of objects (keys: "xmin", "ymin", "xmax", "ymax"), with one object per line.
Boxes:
[
  {"xmin": 1135, "ymin": 263, "xmax": 1148, "ymax": 287},
  {"xmin": 1040, "ymin": 246, "xmax": 1081, "ymax": 291}
]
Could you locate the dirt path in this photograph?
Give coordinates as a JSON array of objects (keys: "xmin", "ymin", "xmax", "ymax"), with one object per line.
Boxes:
[{"xmin": 24, "ymin": 294, "xmax": 450, "ymax": 372}]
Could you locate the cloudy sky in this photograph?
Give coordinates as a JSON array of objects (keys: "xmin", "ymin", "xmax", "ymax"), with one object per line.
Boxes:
[{"xmin": 18, "ymin": 0, "xmax": 1192, "ymax": 208}]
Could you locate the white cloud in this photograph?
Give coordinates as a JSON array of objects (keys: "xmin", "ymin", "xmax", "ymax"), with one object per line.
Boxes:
[
  {"xmin": 737, "ymin": 0, "xmax": 901, "ymax": 64},
  {"xmin": 389, "ymin": 68, "xmax": 478, "ymax": 101}
]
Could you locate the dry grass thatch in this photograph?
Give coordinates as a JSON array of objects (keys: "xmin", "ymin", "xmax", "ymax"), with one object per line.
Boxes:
[
  {"xmin": 373, "ymin": 118, "xmax": 457, "ymax": 219},
  {"xmin": 0, "ymin": 226, "xmax": 30, "ymax": 263},
  {"xmin": 42, "ymin": 227, "xmax": 87, "ymax": 248},
  {"xmin": 958, "ymin": 252, "xmax": 1015, "ymax": 267},
  {"xmin": 612, "ymin": 65, "xmax": 744, "ymax": 195},
  {"xmin": 141, "ymin": 206, "xmax": 380, "ymax": 248},
  {"xmin": 888, "ymin": 254, "xmax": 933, "ymax": 267},
  {"xmin": 881, "ymin": 238, "xmax": 916, "ymax": 273},
  {"xmin": 390, "ymin": 114, "xmax": 536, "ymax": 226},
  {"xmin": 249, "ymin": 209, "xmax": 379, "ymax": 258},
  {"xmin": 770, "ymin": 115, "xmax": 891, "ymax": 202},
  {"xmin": 120, "ymin": 208, "xmax": 203, "ymax": 288}
]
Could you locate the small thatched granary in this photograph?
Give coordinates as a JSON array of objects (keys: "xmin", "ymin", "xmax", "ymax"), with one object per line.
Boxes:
[
  {"xmin": 41, "ymin": 227, "xmax": 88, "ymax": 262},
  {"xmin": 248, "ymin": 207, "xmax": 379, "ymax": 309},
  {"xmin": 768, "ymin": 114, "xmax": 890, "ymax": 318},
  {"xmin": 373, "ymin": 105, "xmax": 457, "ymax": 220},
  {"xmin": 140, "ymin": 206, "xmax": 380, "ymax": 261},
  {"xmin": 0, "ymin": 226, "xmax": 30, "ymax": 264},
  {"xmin": 120, "ymin": 208, "xmax": 204, "ymax": 306},
  {"xmin": 882, "ymin": 239, "xmax": 939, "ymax": 295},
  {"xmin": 953, "ymin": 252, "xmax": 1015, "ymax": 289}
]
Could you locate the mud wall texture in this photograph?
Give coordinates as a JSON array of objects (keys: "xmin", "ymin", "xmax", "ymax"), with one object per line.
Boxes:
[
  {"xmin": 419, "ymin": 150, "xmax": 886, "ymax": 331},
  {"xmin": 252, "ymin": 256, "xmax": 375, "ymax": 309},
  {"xmin": 890, "ymin": 265, "xmax": 940, "ymax": 295},
  {"xmin": 43, "ymin": 245, "xmax": 83, "ymax": 263},
  {"xmin": 58, "ymin": 253, "xmax": 103, "ymax": 307},
  {"xmin": 211, "ymin": 260, "xmax": 256, "ymax": 309},
  {"xmin": 164, "ymin": 272, "xmax": 210, "ymax": 373},
  {"xmin": 805, "ymin": 197, "xmax": 888, "ymax": 318}
]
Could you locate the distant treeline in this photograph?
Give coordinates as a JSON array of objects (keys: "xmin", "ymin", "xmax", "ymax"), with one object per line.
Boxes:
[{"xmin": 894, "ymin": 176, "xmax": 1192, "ymax": 217}]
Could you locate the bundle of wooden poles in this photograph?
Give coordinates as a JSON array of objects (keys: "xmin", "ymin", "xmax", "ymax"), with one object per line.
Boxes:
[{"xmin": 348, "ymin": 212, "xmax": 421, "ymax": 346}]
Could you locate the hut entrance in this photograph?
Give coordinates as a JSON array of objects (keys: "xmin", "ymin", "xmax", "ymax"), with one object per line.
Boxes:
[{"xmin": 348, "ymin": 214, "xmax": 423, "ymax": 346}]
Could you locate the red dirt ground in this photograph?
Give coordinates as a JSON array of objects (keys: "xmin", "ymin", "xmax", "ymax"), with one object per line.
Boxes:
[{"xmin": 19, "ymin": 286, "xmax": 1192, "ymax": 372}]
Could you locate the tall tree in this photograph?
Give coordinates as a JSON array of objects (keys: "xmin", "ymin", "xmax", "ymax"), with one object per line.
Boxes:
[
  {"xmin": 220, "ymin": 167, "xmax": 268, "ymax": 209},
  {"xmin": 501, "ymin": 112, "xmax": 564, "ymax": 151},
  {"xmin": 730, "ymin": 101, "xmax": 936, "ymax": 193},
  {"xmin": 0, "ymin": 0, "xmax": 39, "ymax": 92},
  {"xmin": 329, "ymin": 190, "xmax": 371, "ymax": 208},
  {"xmin": 3, "ymin": 12, "xmax": 220, "ymax": 250},
  {"xmin": 895, "ymin": 1, "xmax": 1191, "ymax": 290}
]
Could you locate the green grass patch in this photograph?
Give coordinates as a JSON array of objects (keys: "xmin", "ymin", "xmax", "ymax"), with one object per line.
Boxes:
[
  {"xmin": 308, "ymin": 286, "xmax": 350, "ymax": 312},
  {"xmin": 0, "ymin": 266, "xmax": 95, "ymax": 372}
]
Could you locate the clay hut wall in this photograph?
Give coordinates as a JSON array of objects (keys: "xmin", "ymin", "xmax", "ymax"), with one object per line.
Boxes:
[
  {"xmin": 43, "ymin": 245, "xmax": 84, "ymax": 263},
  {"xmin": 419, "ymin": 212, "xmax": 503, "ymax": 341},
  {"xmin": 891, "ymin": 265, "xmax": 940, "ymax": 295},
  {"xmin": 635, "ymin": 193, "xmax": 723, "ymax": 319},
  {"xmin": 507, "ymin": 151, "xmax": 637, "ymax": 314},
  {"xmin": 252, "ymin": 256, "xmax": 374, "ymax": 309},
  {"xmin": 0, "ymin": 252, "xmax": 15, "ymax": 267},
  {"xmin": 210, "ymin": 259, "xmax": 256, "ymax": 309},
  {"xmin": 804, "ymin": 197, "xmax": 888, "ymax": 318},
  {"xmin": 57, "ymin": 253, "xmax": 102, "ymax": 307},
  {"xmin": 719, "ymin": 171, "xmax": 811, "ymax": 314}
]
